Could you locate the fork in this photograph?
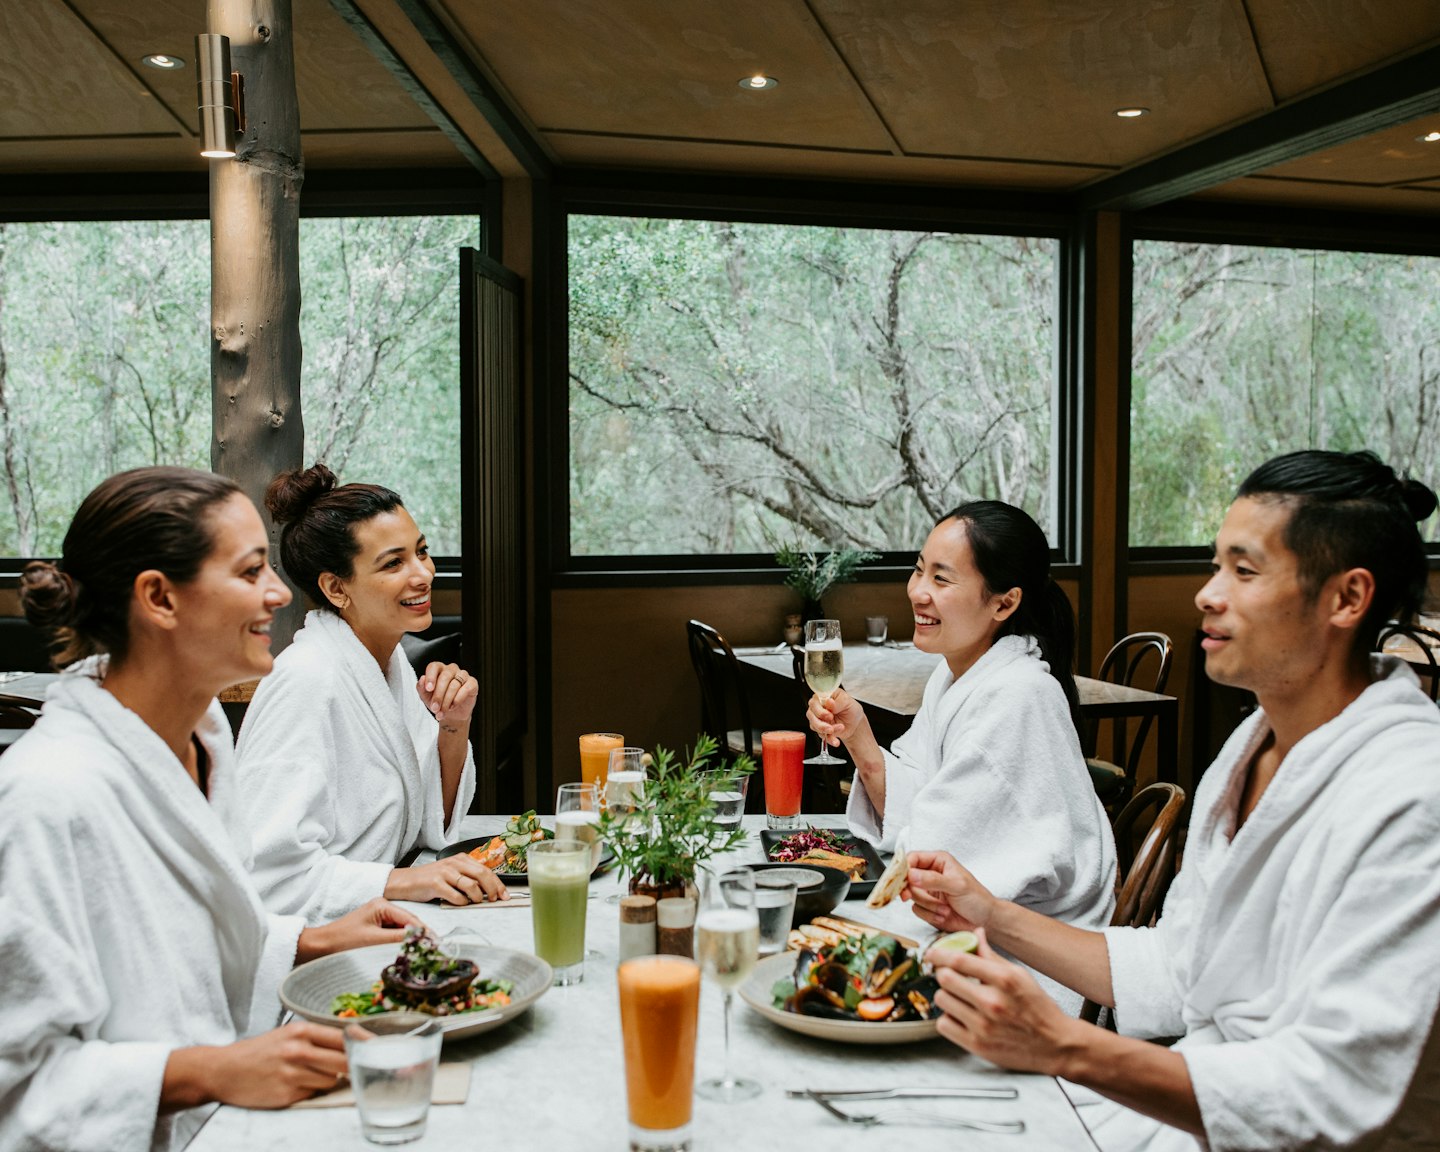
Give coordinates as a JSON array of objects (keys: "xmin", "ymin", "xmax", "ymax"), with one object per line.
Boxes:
[{"xmin": 804, "ymin": 1089, "xmax": 1025, "ymax": 1134}]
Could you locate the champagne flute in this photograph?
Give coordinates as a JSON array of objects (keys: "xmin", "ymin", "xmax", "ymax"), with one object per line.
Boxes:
[
  {"xmin": 803, "ymin": 618, "xmax": 845, "ymax": 766},
  {"xmin": 695, "ymin": 869, "xmax": 761, "ymax": 1102},
  {"xmin": 604, "ymin": 747, "xmax": 647, "ymax": 905}
]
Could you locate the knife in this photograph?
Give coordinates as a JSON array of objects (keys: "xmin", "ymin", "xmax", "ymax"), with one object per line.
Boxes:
[{"xmin": 787, "ymin": 1087, "xmax": 1018, "ymax": 1101}]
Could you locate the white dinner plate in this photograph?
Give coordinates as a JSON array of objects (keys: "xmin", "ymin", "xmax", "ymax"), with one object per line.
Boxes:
[
  {"xmin": 738, "ymin": 951, "xmax": 941, "ymax": 1045},
  {"xmin": 280, "ymin": 943, "xmax": 551, "ymax": 1042}
]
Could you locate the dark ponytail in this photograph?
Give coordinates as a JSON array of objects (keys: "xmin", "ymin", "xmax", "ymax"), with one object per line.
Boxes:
[{"xmin": 941, "ymin": 501, "xmax": 1080, "ymax": 729}]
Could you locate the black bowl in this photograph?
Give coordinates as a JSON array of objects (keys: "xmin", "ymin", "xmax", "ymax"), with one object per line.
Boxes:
[{"xmin": 744, "ymin": 862, "xmax": 851, "ymax": 927}]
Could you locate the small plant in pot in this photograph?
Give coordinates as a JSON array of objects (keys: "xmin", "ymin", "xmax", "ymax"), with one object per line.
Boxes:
[
  {"xmin": 770, "ymin": 539, "xmax": 880, "ymax": 622},
  {"xmin": 597, "ymin": 734, "xmax": 754, "ymax": 900}
]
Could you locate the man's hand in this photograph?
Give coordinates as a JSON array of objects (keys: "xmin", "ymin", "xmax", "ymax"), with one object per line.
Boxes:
[
  {"xmin": 904, "ymin": 849, "xmax": 998, "ymax": 932},
  {"xmin": 297, "ymin": 898, "xmax": 422, "ymax": 964}
]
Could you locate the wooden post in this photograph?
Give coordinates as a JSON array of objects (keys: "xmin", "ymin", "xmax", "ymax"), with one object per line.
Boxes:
[{"xmin": 207, "ymin": 0, "xmax": 305, "ymax": 647}]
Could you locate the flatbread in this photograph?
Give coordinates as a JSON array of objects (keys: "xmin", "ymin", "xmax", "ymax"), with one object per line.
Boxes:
[{"xmin": 865, "ymin": 832, "xmax": 909, "ymax": 908}]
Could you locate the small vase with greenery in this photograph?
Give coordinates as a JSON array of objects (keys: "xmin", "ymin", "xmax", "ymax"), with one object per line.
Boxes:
[
  {"xmin": 771, "ymin": 539, "xmax": 880, "ymax": 621},
  {"xmin": 597, "ymin": 735, "xmax": 754, "ymax": 899}
]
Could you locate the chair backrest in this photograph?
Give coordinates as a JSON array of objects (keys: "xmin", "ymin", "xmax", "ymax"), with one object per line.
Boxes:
[
  {"xmin": 685, "ymin": 620, "xmax": 754, "ymax": 760},
  {"xmin": 1376, "ymin": 621, "xmax": 1440, "ymax": 702},
  {"xmin": 1080, "ymin": 781, "xmax": 1186, "ymax": 1026},
  {"xmin": 1092, "ymin": 631, "xmax": 1173, "ymax": 774},
  {"xmin": 0, "ymin": 698, "xmax": 41, "ymax": 757}
]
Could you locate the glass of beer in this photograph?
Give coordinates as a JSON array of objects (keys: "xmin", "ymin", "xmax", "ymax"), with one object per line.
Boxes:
[
  {"xmin": 618, "ymin": 955, "xmax": 701, "ymax": 1152},
  {"xmin": 528, "ymin": 840, "xmax": 590, "ymax": 985},
  {"xmin": 579, "ymin": 731, "xmax": 624, "ymax": 790},
  {"xmin": 761, "ymin": 730, "xmax": 807, "ymax": 831},
  {"xmin": 555, "ymin": 782, "xmax": 602, "ymax": 872},
  {"xmin": 802, "ymin": 619, "xmax": 845, "ymax": 766}
]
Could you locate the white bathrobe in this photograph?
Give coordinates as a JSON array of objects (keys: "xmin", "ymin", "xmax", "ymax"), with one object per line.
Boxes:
[
  {"xmin": 848, "ymin": 634, "xmax": 1117, "ymax": 1010},
  {"xmin": 0, "ymin": 670, "xmax": 304, "ymax": 1152},
  {"xmin": 1084, "ymin": 657, "xmax": 1440, "ymax": 1152},
  {"xmin": 233, "ymin": 610, "xmax": 475, "ymax": 923}
]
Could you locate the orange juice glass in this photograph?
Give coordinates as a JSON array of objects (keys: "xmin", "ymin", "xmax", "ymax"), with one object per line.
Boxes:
[
  {"xmin": 618, "ymin": 955, "xmax": 700, "ymax": 1151},
  {"xmin": 761, "ymin": 730, "xmax": 806, "ymax": 830},
  {"xmin": 579, "ymin": 732, "xmax": 623, "ymax": 790}
]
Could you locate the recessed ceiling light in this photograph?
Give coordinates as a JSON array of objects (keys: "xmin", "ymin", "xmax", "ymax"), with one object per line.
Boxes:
[
  {"xmin": 1114, "ymin": 107, "xmax": 1149, "ymax": 119},
  {"xmin": 142, "ymin": 53, "xmax": 185, "ymax": 70},
  {"xmin": 739, "ymin": 74, "xmax": 778, "ymax": 91},
  {"xmin": 1418, "ymin": 131, "xmax": 1440, "ymax": 143}
]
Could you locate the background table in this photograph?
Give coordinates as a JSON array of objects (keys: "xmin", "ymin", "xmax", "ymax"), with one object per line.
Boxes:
[{"xmin": 190, "ymin": 816, "xmax": 1099, "ymax": 1151}]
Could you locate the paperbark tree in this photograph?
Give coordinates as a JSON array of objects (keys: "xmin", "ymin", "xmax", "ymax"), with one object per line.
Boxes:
[{"xmin": 208, "ymin": 0, "xmax": 305, "ymax": 646}]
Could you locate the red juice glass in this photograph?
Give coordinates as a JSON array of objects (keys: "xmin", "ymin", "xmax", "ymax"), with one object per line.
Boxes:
[{"xmin": 762, "ymin": 730, "xmax": 806, "ymax": 830}]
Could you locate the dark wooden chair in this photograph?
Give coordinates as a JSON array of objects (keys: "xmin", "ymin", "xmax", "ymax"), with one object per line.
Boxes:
[
  {"xmin": 1376, "ymin": 621, "xmax": 1440, "ymax": 702},
  {"xmin": 1085, "ymin": 632, "xmax": 1173, "ymax": 811},
  {"xmin": 0, "ymin": 697, "xmax": 41, "ymax": 757},
  {"xmin": 1081, "ymin": 781, "xmax": 1186, "ymax": 1026},
  {"xmin": 686, "ymin": 620, "xmax": 765, "ymax": 809}
]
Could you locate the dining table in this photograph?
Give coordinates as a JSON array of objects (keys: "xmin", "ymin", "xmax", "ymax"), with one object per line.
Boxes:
[
  {"xmin": 0, "ymin": 670, "xmax": 59, "ymax": 707},
  {"xmin": 188, "ymin": 814, "xmax": 1101, "ymax": 1151},
  {"xmin": 736, "ymin": 642, "xmax": 1181, "ymax": 787}
]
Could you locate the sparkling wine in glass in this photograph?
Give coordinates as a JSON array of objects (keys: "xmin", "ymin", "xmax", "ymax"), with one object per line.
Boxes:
[
  {"xmin": 554, "ymin": 782, "xmax": 602, "ymax": 873},
  {"xmin": 604, "ymin": 746, "xmax": 647, "ymax": 905},
  {"xmin": 803, "ymin": 618, "xmax": 845, "ymax": 766},
  {"xmin": 695, "ymin": 869, "xmax": 761, "ymax": 1102}
]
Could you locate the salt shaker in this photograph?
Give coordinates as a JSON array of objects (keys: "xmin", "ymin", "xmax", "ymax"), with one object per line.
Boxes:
[{"xmin": 618, "ymin": 895, "xmax": 657, "ymax": 962}]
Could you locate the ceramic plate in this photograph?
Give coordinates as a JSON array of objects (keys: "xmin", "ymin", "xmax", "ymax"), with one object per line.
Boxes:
[
  {"xmin": 759, "ymin": 827, "xmax": 885, "ymax": 900},
  {"xmin": 738, "ymin": 952, "xmax": 940, "ymax": 1046},
  {"xmin": 280, "ymin": 943, "xmax": 551, "ymax": 1042},
  {"xmin": 436, "ymin": 834, "xmax": 615, "ymax": 886}
]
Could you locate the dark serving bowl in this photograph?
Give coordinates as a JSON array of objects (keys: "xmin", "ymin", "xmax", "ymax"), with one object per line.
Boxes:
[{"xmin": 744, "ymin": 862, "xmax": 851, "ymax": 926}]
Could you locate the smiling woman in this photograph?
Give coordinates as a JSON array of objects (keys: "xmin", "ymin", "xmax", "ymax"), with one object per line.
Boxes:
[{"xmin": 232, "ymin": 463, "xmax": 507, "ymax": 924}]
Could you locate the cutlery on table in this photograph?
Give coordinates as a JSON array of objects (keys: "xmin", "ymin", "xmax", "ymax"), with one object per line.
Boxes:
[
  {"xmin": 802, "ymin": 1090, "xmax": 1025, "ymax": 1133},
  {"xmin": 788, "ymin": 1086, "xmax": 1018, "ymax": 1101}
]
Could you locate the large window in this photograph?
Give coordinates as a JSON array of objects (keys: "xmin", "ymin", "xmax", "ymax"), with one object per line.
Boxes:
[
  {"xmin": 0, "ymin": 213, "xmax": 475, "ymax": 558},
  {"xmin": 567, "ymin": 215, "xmax": 1060, "ymax": 558},
  {"xmin": 1131, "ymin": 240, "xmax": 1440, "ymax": 547}
]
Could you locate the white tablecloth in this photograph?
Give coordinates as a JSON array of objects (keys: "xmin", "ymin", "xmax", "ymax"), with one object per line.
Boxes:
[{"xmin": 189, "ymin": 816, "xmax": 1099, "ymax": 1151}]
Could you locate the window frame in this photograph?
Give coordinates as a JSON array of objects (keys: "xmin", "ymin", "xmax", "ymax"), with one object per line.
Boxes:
[{"xmin": 548, "ymin": 173, "xmax": 1083, "ymax": 587}]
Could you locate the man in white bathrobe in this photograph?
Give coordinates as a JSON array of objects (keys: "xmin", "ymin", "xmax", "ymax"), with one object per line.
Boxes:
[{"xmin": 904, "ymin": 449, "xmax": 1440, "ymax": 1152}]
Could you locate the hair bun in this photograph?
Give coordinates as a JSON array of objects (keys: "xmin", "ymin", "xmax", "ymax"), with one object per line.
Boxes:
[
  {"xmin": 19, "ymin": 560, "xmax": 77, "ymax": 630},
  {"xmin": 265, "ymin": 463, "xmax": 336, "ymax": 524},
  {"xmin": 1400, "ymin": 477, "xmax": 1438, "ymax": 524}
]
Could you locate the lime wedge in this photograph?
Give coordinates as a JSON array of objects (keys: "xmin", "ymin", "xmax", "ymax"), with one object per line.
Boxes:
[{"xmin": 933, "ymin": 930, "xmax": 979, "ymax": 954}]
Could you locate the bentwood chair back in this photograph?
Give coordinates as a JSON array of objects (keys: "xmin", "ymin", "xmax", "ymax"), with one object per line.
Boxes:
[
  {"xmin": 1081, "ymin": 782, "xmax": 1186, "ymax": 1027},
  {"xmin": 0, "ymin": 697, "xmax": 41, "ymax": 757},
  {"xmin": 1085, "ymin": 631, "xmax": 1173, "ymax": 810},
  {"xmin": 686, "ymin": 621, "xmax": 764, "ymax": 807},
  {"xmin": 1376, "ymin": 621, "xmax": 1440, "ymax": 702}
]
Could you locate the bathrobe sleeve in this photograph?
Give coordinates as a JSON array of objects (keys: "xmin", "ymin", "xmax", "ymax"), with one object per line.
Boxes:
[
  {"xmin": 1103, "ymin": 856, "xmax": 1199, "ymax": 1040},
  {"xmin": 401, "ymin": 672, "xmax": 474, "ymax": 850},
  {"xmin": 0, "ymin": 776, "xmax": 172, "ymax": 1151},
  {"xmin": 848, "ymin": 712, "xmax": 929, "ymax": 853}
]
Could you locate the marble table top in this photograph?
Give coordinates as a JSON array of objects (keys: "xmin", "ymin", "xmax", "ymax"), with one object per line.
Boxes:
[{"xmin": 189, "ymin": 816, "xmax": 1100, "ymax": 1151}]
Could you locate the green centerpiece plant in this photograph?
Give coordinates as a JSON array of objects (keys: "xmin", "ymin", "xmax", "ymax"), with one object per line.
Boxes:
[
  {"xmin": 597, "ymin": 734, "xmax": 754, "ymax": 899},
  {"xmin": 771, "ymin": 540, "xmax": 880, "ymax": 620}
]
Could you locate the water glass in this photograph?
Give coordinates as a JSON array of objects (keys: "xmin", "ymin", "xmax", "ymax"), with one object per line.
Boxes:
[
  {"xmin": 618, "ymin": 955, "xmax": 701, "ymax": 1152},
  {"xmin": 865, "ymin": 614, "xmax": 889, "ymax": 645},
  {"xmin": 700, "ymin": 769, "xmax": 747, "ymax": 833},
  {"xmin": 753, "ymin": 875, "xmax": 798, "ymax": 956},
  {"xmin": 343, "ymin": 1014, "xmax": 442, "ymax": 1146},
  {"xmin": 555, "ymin": 781, "xmax": 602, "ymax": 872},
  {"xmin": 529, "ymin": 840, "xmax": 591, "ymax": 985}
]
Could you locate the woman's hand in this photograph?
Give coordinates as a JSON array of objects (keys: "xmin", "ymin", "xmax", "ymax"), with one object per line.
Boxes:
[
  {"xmin": 164, "ymin": 1022, "xmax": 349, "ymax": 1111},
  {"xmin": 930, "ymin": 929, "xmax": 1078, "ymax": 1076},
  {"xmin": 296, "ymin": 898, "xmax": 422, "ymax": 964},
  {"xmin": 416, "ymin": 661, "xmax": 478, "ymax": 727},
  {"xmin": 806, "ymin": 686, "xmax": 867, "ymax": 749},
  {"xmin": 386, "ymin": 856, "xmax": 509, "ymax": 906},
  {"xmin": 904, "ymin": 850, "xmax": 998, "ymax": 933}
]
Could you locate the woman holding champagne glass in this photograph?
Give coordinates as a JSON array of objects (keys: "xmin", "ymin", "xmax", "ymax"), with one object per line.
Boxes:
[{"xmin": 806, "ymin": 501, "xmax": 1115, "ymax": 1012}]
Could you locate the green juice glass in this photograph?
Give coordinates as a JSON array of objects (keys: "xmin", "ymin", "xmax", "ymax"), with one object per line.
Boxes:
[{"xmin": 529, "ymin": 840, "xmax": 591, "ymax": 985}]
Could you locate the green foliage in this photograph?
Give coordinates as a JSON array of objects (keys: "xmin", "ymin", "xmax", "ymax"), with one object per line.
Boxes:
[
  {"xmin": 596, "ymin": 734, "xmax": 754, "ymax": 887},
  {"xmin": 770, "ymin": 539, "xmax": 880, "ymax": 602}
]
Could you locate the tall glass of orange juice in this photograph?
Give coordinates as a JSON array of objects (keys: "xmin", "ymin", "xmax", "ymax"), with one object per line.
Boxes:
[
  {"xmin": 579, "ymin": 732, "xmax": 623, "ymax": 790},
  {"xmin": 617, "ymin": 955, "xmax": 700, "ymax": 1151}
]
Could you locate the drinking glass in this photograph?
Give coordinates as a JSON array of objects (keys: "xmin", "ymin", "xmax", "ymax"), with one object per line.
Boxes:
[
  {"xmin": 343, "ymin": 1014, "xmax": 442, "ymax": 1145},
  {"xmin": 605, "ymin": 747, "xmax": 648, "ymax": 904},
  {"xmin": 753, "ymin": 875, "xmax": 799, "ymax": 956},
  {"xmin": 529, "ymin": 840, "xmax": 591, "ymax": 985},
  {"xmin": 579, "ymin": 731, "xmax": 624, "ymax": 790},
  {"xmin": 699, "ymin": 768, "xmax": 747, "ymax": 835},
  {"xmin": 865, "ymin": 614, "xmax": 889, "ymax": 646},
  {"xmin": 695, "ymin": 869, "xmax": 760, "ymax": 1102},
  {"xmin": 803, "ymin": 619, "xmax": 845, "ymax": 766},
  {"xmin": 618, "ymin": 955, "xmax": 701, "ymax": 1152},
  {"xmin": 761, "ymin": 730, "xmax": 806, "ymax": 831},
  {"xmin": 555, "ymin": 782, "xmax": 602, "ymax": 872}
]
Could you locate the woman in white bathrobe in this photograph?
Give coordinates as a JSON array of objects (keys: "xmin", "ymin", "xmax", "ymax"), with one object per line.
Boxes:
[
  {"xmin": 808, "ymin": 501, "xmax": 1116, "ymax": 1008},
  {"xmin": 233, "ymin": 463, "xmax": 505, "ymax": 923},
  {"xmin": 0, "ymin": 467, "xmax": 419, "ymax": 1152}
]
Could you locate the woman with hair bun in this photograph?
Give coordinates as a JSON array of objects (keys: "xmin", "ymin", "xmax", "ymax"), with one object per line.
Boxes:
[
  {"xmin": 233, "ymin": 463, "xmax": 506, "ymax": 923},
  {"xmin": 807, "ymin": 501, "xmax": 1115, "ymax": 1010},
  {"xmin": 0, "ymin": 467, "xmax": 419, "ymax": 1152}
]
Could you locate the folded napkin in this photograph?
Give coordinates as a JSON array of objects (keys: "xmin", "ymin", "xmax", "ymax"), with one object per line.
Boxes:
[{"xmin": 290, "ymin": 1062, "xmax": 471, "ymax": 1110}]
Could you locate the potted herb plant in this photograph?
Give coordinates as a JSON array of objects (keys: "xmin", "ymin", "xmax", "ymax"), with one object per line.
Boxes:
[
  {"xmin": 771, "ymin": 540, "xmax": 880, "ymax": 622},
  {"xmin": 597, "ymin": 735, "xmax": 754, "ymax": 901}
]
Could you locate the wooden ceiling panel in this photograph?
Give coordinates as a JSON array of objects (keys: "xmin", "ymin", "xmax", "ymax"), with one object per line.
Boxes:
[
  {"xmin": 0, "ymin": 1, "xmax": 184, "ymax": 139},
  {"xmin": 813, "ymin": 0, "xmax": 1272, "ymax": 166},
  {"xmin": 439, "ymin": 0, "xmax": 896, "ymax": 153},
  {"xmin": 0, "ymin": 136, "xmax": 201, "ymax": 174},
  {"xmin": 1255, "ymin": 120, "xmax": 1440, "ymax": 186},
  {"xmin": 1244, "ymin": 0, "xmax": 1440, "ymax": 102}
]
